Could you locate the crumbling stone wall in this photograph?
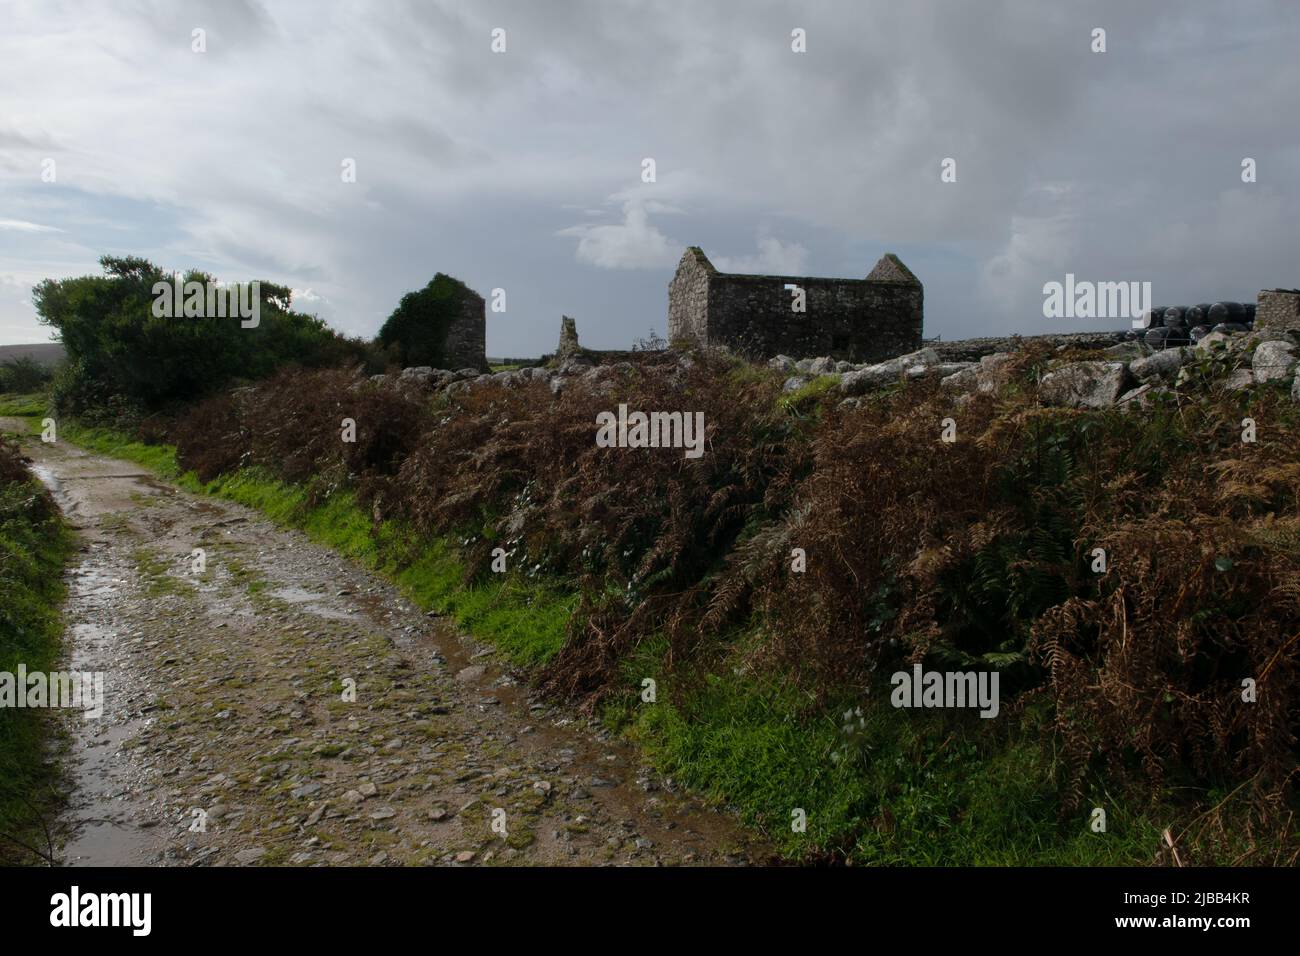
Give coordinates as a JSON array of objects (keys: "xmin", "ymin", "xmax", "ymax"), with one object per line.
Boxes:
[
  {"xmin": 667, "ymin": 247, "xmax": 714, "ymax": 346},
  {"xmin": 557, "ymin": 315, "xmax": 580, "ymax": 357},
  {"xmin": 442, "ymin": 284, "xmax": 486, "ymax": 370},
  {"xmin": 1256, "ymin": 289, "xmax": 1300, "ymax": 337},
  {"xmin": 667, "ymin": 247, "xmax": 923, "ymax": 362}
]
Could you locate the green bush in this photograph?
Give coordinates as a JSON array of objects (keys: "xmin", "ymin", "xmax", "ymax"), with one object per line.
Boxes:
[
  {"xmin": 0, "ymin": 439, "xmax": 72, "ymax": 863},
  {"xmin": 0, "ymin": 357, "xmax": 53, "ymax": 394},
  {"xmin": 34, "ymin": 255, "xmax": 364, "ymax": 413}
]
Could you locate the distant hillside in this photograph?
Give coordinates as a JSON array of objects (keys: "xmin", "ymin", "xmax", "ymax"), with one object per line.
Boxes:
[{"xmin": 0, "ymin": 342, "xmax": 65, "ymax": 367}]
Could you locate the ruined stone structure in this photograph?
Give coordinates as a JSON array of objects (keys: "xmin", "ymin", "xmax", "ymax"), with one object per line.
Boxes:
[
  {"xmin": 1256, "ymin": 289, "xmax": 1300, "ymax": 337},
  {"xmin": 441, "ymin": 280, "xmax": 487, "ymax": 371},
  {"xmin": 378, "ymin": 272, "xmax": 487, "ymax": 371},
  {"xmin": 557, "ymin": 315, "xmax": 580, "ymax": 358},
  {"xmin": 667, "ymin": 246, "xmax": 923, "ymax": 362}
]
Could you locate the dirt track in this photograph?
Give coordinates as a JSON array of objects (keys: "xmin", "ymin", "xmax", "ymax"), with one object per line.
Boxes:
[{"xmin": 3, "ymin": 417, "xmax": 767, "ymax": 867}]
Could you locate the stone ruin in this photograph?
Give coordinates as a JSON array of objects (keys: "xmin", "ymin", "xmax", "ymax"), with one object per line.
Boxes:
[
  {"xmin": 557, "ymin": 315, "xmax": 580, "ymax": 358},
  {"xmin": 373, "ymin": 272, "xmax": 1298, "ymax": 414},
  {"xmin": 667, "ymin": 246, "xmax": 924, "ymax": 362},
  {"xmin": 438, "ymin": 278, "xmax": 487, "ymax": 371},
  {"xmin": 1256, "ymin": 289, "xmax": 1300, "ymax": 337}
]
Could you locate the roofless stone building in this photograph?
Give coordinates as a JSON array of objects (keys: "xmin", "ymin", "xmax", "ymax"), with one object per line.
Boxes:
[{"xmin": 667, "ymin": 246, "xmax": 923, "ymax": 362}]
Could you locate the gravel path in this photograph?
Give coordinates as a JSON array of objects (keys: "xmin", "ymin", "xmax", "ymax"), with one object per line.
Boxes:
[{"xmin": 3, "ymin": 417, "xmax": 768, "ymax": 867}]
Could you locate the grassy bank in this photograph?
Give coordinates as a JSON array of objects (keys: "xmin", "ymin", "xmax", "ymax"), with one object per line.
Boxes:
[
  {"xmin": 602, "ymin": 633, "xmax": 1212, "ymax": 864},
  {"xmin": 0, "ymin": 416, "xmax": 74, "ymax": 864}
]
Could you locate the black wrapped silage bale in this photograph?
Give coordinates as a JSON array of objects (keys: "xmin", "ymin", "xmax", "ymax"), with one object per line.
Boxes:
[
  {"xmin": 1139, "ymin": 306, "xmax": 1166, "ymax": 329},
  {"xmin": 1145, "ymin": 327, "xmax": 1172, "ymax": 349}
]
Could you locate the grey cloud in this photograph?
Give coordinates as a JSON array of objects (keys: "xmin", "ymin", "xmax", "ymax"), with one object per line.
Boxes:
[{"xmin": 0, "ymin": 0, "xmax": 1296, "ymax": 348}]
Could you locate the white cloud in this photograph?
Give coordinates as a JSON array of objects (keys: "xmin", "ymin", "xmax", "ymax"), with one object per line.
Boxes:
[
  {"xmin": 558, "ymin": 199, "xmax": 679, "ymax": 270},
  {"xmin": 713, "ymin": 236, "xmax": 810, "ymax": 275},
  {"xmin": 0, "ymin": 219, "xmax": 61, "ymax": 233}
]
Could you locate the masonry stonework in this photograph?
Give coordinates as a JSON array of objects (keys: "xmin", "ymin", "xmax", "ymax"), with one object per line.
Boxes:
[
  {"xmin": 442, "ymin": 282, "xmax": 486, "ymax": 371},
  {"xmin": 1255, "ymin": 289, "xmax": 1300, "ymax": 337},
  {"xmin": 667, "ymin": 247, "xmax": 923, "ymax": 362}
]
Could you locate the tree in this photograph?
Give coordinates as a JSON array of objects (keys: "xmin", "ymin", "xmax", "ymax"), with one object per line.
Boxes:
[{"xmin": 34, "ymin": 255, "xmax": 358, "ymax": 413}]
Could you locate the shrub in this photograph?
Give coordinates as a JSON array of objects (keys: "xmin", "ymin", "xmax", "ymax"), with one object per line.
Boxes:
[
  {"xmin": 172, "ymin": 367, "xmax": 428, "ymax": 488},
  {"xmin": 34, "ymin": 255, "xmax": 363, "ymax": 413},
  {"xmin": 0, "ymin": 438, "xmax": 71, "ymax": 863},
  {"xmin": 0, "ymin": 357, "xmax": 53, "ymax": 393}
]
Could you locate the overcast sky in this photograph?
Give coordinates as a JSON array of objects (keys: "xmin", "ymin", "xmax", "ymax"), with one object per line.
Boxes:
[{"xmin": 2, "ymin": 0, "xmax": 1297, "ymax": 354}]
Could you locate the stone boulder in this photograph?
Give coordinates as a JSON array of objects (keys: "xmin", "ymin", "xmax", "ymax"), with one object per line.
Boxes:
[
  {"xmin": 839, "ymin": 348, "xmax": 939, "ymax": 395},
  {"xmin": 1218, "ymin": 368, "xmax": 1255, "ymax": 392},
  {"xmin": 1130, "ymin": 347, "xmax": 1186, "ymax": 383},
  {"xmin": 1116, "ymin": 383, "xmax": 1152, "ymax": 409},
  {"xmin": 557, "ymin": 358, "xmax": 593, "ymax": 375},
  {"xmin": 398, "ymin": 366, "xmax": 436, "ymax": 386},
  {"xmin": 1252, "ymin": 340, "xmax": 1298, "ymax": 384},
  {"xmin": 768, "ymin": 354, "xmax": 797, "ymax": 373},
  {"xmin": 1195, "ymin": 331, "xmax": 1239, "ymax": 353},
  {"xmin": 939, "ymin": 352, "xmax": 1014, "ymax": 394},
  {"xmin": 396, "ymin": 366, "xmax": 461, "ymax": 392},
  {"xmin": 1039, "ymin": 361, "xmax": 1132, "ymax": 409},
  {"xmin": 927, "ymin": 361, "xmax": 977, "ymax": 378},
  {"xmin": 1103, "ymin": 341, "xmax": 1146, "ymax": 361}
]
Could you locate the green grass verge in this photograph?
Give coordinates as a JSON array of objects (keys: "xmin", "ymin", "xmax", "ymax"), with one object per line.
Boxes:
[
  {"xmin": 603, "ymin": 633, "xmax": 1254, "ymax": 865},
  {"xmin": 0, "ymin": 393, "xmax": 48, "ymax": 419},
  {"xmin": 0, "ymin": 460, "xmax": 74, "ymax": 864},
  {"xmin": 59, "ymin": 422, "xmax": 183, "ymax": 479}
]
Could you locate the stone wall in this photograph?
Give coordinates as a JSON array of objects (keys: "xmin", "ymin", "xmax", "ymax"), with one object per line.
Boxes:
[
  {"xmin": 666, "ymin": 247, "xmax": 713, "ymax": 345},
  {"xmin": 932, "ymin": 331, "xmax": 1129, "ymax": 362},
  {"xmin": 442, "ymin": 284, "xmax": 486, "ymax": 371},
  {"xmin": 1256, "ymin": 289, "xmax": 1300, "ymax": 337},
  {"xmin": 557, "ymin": 315, "xmax": 580, "ymax": 357},
  {"xmin": 667, "ymin": 247, "xmax": 923, "ymax": 362}
]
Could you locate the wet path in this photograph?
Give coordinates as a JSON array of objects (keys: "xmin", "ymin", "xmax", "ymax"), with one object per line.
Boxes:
[{"xmin": 2, "ymin": 417, "xmax": 768, "ymax": 866}]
